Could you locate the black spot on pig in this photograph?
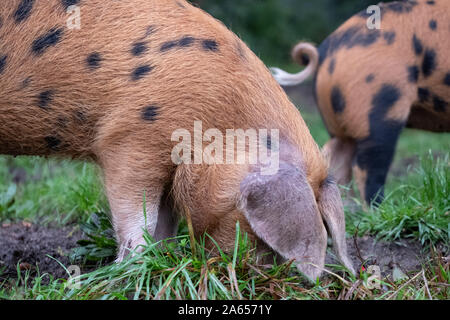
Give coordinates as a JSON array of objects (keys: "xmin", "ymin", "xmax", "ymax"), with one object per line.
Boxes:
[
  {"xmin": 14, "ymin": 0, "xmax": 34, "ymax": 23},
  {"xmin": 422, "ymin": 49, "xmax": 436, "ymax": 78},
  {"xmin": 412, "ymin": 34, "xmax": 423, "ymax": 56},
  {"xmin": 444, "ymin": 73, "xmax": 450, "ymax": 86},
  {"xmin": 366, "ymin": 74, "xmax": 375, "ymax": 83},
  {"xmin": 160, "ymin": 37, "xmax": 219, "ymax": 53},
  {"xmin": 382, "ymin": 1, "xmax": 418, "ymax": 14},
  {"xmin": 132, "ymin": 65, "xmax": 153, "ymax": 81},
  {"xmin": 131, "ymin": 42, "xmax": 148, "ymax": 56},
  {"xmin": 383, "ymin": 31, "xmax": 396, "ymax": 45},
  {"xmin": 62, "ymin": 0, "xmax": 80, "ymax": 9},
  {"xmin": 32, "ymin": 28, "xmax": 64, "ymax": 56},
  {"xmin": 86, "ymin": 52, "xmax": 102, "ymax": 69},
  {"xmin": 429, "ymin": 20, "xmax": 437, "ymax": 30},
  {"xmin": 45, "ymin": 136, "xmax": 62, "ymax": 151},
  {"xmin": 179, "ymin": 36, "xmax": 195, "ymax": 48},
  {"xmin": 21, "ymin": 77, "xmax": 32, "ymax": 89},
  {"xmin": 0, "ymin": 55, "xmax": 6, "ymax": 74},
  {"xmin": 202, "ymin": 40, "xmax": 219, "ymax": 52},
  {"xmin": 418, "ymin": 87, "xmax": 430, "ymax": 102},
  {"xmin": 160, "ymin": 40, "xmax": 179, "ymax": 52},
  {"xmin": 407, "ymin": 65, "xmax": 419, "ymax": 83},
  {"xmin": 426, "ymin": 0, "xmax": 435, "ymax": 4},
  {"xmin": 37, "ymin": 90, "xmax": 54, "ymax": 109},
  {"xmin": 141, "ymin": 106, "xmax": 159, "ymax": 121},
  {"xmin": 143, "ymin": 25, "xmax": 156, "ymax": 39},
  {"xmin": 353, "ymin": 30, "xmax": 381, "ymax": 47},
  {"xmin": 358, "ymin": 0, "xmax": 417, "ymax": 18},
  {"xmin": 372, "ymin": 84, "xmax": 401, "ymax": 115},
  {"xmin": 331, "ymin": 86, "xmax": 346, "ymax": 114},
  {"xmin": 328, "ymin": 58, "xmax": 336, "ymax": 75},
  {"xmin": 161, "ymin": 38, "xmax": 188, "ymax": 51},
  {"xmin": 318, "ymin": 26, "xmax": 381, "ymax": 65},
  {"xmin": 433, "ymin": 96, "xmax": 447, "ymax": 112}
]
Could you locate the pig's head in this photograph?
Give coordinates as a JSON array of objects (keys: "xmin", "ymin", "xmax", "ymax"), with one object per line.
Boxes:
[{"xmin": 238, "ymin": 161, "xmax": 355, "ymax": 281}]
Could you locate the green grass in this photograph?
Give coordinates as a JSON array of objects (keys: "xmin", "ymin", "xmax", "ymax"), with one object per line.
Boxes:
[
  {"xmin": 346, "ymin": 151, "xmax": 449, "ymax": 246},
  {"xmin": 0, "ymin": 157, "xmax": 107, "ymax": 225},
  {"xmin": 0, "ymin": 111, "xmax": 448, "ymax": 300},
  {"xmin": 300, "ymin": 110, "xmax": 330, "ymax": 147},
  {"xmin": 1, "ymin": 218, "xmax": 448, "ymax": 300}
]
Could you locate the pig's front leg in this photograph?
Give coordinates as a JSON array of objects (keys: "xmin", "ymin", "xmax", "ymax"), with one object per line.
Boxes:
[{"xmin": 99, "ymin": 146, "xmax": 176, "ymax": 262}]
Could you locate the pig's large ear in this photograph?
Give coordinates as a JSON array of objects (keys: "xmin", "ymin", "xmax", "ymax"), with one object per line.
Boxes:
[
  {"xmin": 317, "ymin": 177, "xmax": 355, "ymax": 275},
  {"xmin": 238, "ymin": 163, "xmax": 328, "ymax": 281}
]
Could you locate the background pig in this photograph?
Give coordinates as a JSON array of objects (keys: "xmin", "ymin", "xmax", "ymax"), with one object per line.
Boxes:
[{"xmin": 271, "ymin": 0, "xmax": 450, "ymax": 205}]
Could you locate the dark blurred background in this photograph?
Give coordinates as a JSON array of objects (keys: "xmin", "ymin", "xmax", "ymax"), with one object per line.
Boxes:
[{"xmin": 193, "ymin": 0, "xmax": 375, "ymax": 67}]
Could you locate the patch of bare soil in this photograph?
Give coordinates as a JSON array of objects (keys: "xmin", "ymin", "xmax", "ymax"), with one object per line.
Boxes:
[
  {"xmin": 1, "ymin": 221, "xmax": 444, "ymax": 283},
  {"xmin": 341, "ymin": 237, "xmax": 430, "ymax": 277},
  {"xmin": 329, "ymin": 236, "xmax": 448, "ymax": 280},
  {"xmin": 0, "ymin": 222, "xmax": 84, "ymax": 282}
]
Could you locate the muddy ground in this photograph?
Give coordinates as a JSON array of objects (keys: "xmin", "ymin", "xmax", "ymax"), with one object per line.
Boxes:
[
  {"xmin": 0, "ymin": 222, "xmax": 84, "ymax": 282},
  {"xmin": 1, "ymin": 220, "xmax": 445, "ymax": 283}
]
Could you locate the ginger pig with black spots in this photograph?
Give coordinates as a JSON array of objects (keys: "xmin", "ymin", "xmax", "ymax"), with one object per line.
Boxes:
[{"xmin": 271, "ymin": 0, "xmax": 450, "ymax": 205}]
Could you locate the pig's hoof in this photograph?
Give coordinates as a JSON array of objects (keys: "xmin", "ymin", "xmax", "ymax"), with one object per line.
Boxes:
[{"xmin": 115, "ymin": 238, "xmax": 147, "ymax": 263}]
